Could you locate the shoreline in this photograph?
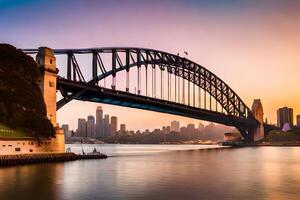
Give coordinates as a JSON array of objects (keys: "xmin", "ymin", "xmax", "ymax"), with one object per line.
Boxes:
[
  {"xmin": 67, "ymin": 142, "xmax": 300, "ymax": 147},
  {"xmin": 241, "ymin": 143, "xmax": 300, "ymax": 147}
]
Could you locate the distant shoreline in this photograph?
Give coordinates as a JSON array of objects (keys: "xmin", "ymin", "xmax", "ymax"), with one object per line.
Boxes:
[{"xmin": 66, "ymin": 141, "xmax": 219, "ymax": 145}]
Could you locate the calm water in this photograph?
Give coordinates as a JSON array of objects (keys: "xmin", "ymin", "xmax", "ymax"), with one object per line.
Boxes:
[{"xmin": 0, "ymin": 144, "xmax": 300, "ymax": 200}]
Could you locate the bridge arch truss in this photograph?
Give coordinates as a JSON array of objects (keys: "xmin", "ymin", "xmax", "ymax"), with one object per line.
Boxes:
[{"xmin": 23, "ymin": 47, "xmax": 258, "ymax": 140}]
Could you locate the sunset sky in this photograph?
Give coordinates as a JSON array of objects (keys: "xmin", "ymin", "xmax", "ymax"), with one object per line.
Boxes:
[{"xmin": 1, "ymin": 0, "xmax": 299, "ymax": 131}]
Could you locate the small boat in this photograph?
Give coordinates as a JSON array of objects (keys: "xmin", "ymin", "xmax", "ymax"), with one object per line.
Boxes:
[{"xmin": 87, "ymin": 148, "xmax": 101, "ymax": 155}]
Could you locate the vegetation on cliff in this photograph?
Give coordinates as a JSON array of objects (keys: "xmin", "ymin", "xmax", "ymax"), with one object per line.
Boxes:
[{"xmin": 0, "ymin": 44, "xmax": 55, "ymax": 138}]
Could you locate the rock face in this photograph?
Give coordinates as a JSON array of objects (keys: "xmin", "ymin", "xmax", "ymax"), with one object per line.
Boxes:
[{"xmin": 0, "ymin": 44, "xmax": 55, "ymax": 138}]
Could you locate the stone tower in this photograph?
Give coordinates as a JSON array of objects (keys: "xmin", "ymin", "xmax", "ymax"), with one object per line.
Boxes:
[
  {"xmin": 251, "ymin": 99, "xmax": 264, "ymax": 141},
  {"xmin": 36, "ymin": 47, "xmax": 65, "ymax": 153},
  {"xmin": 36, "ymin": 47, "xmax": 58, "ymax": 127}
]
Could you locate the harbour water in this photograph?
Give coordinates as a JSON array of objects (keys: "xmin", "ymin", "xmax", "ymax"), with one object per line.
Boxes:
[{"xmin": 0, "ymin": 144, "xmax": 300, "ymax": 200}]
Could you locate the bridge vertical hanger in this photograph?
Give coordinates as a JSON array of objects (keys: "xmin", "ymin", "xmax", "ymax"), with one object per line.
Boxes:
[
  {"xmin": 175, "ymin": 67, "xmax": 177, "ymax": 103},
  {"xmin": 92, "ymin": 50, "xmax": 98, "ymax": 85},
  {"xmin": 193, "ymin": 64, "xmax": 196, "ymax": 107},
  {"xmin": 167, "ymin": 68, "xmax": 170, "ymax": 101},
  {"xmin": 72, "ymin": 54, "xmax": 76, "ymax": 81},
  {"xmin": 209, "ymin": 72, "xmax": 212, "ymax": 111},
  {"xmin": 226, "ymin": 86, "xmax": 230, "ymax": 114},
  {"xmin": 66, "ymin": 53, "xmax": 85, "ymax": 83},
  {"xmin": 215, "ymin": 77, "xmax": 218, "ymax": 112},
  {"xmin": 126, "ymin": 49, "xmax": 130, "ymax": 92},
  {"xmin": 188, "ymin": 62, "xmax": 190, "ymax": 106},
  {"xmin": 112, "ymin": 49, "xmax": 116, "ymax": 90},
  {"xmin": 152, "ymin": 64, "xmax": 156, "ymax": 98},
  {"xmin": 187, "ymin": 62, "xmax": 191, "ymax": 106},
  {"xmin": 198, "ymin": 67, "xmax": 201, "ymax": 108},
  {"xmin": 67, "ymin": 52, "xmax": 72, "ymax": 80},
  {"xmin": 221, "ymin": 82, "xmax": 224, "ymax": 114},
  {"xmin": 178, "ymin": 67, "xmax": 181, "ymax": 104},
  {"xmin": 167, "ymin": 67, "xmax": 172, "ymax": 101},
  {"xmin": 160, "ymin": 64, "xmax": 163, "ymax": 99},
  {"xmin": 204, "ymin": 69, "xmax": 207, "ymax": 109},
  {"xmin": 169, "ymin": 69, "xmax": 171, "ymax": 101},
  {"xmin": 145, "ymin": 51, "xmax": 149, "ymax": 96},
  {"xmin": 137, "ymin": 49, "xmax": 141, "ymax": 95},
  {"xmin": 182, "ymin": 61, "xmax": 185, "ymax": 104}
]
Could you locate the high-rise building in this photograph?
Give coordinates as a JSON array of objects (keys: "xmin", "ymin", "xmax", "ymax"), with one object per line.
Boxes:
[
  {"xmin": 277, "ymin": 107, "xmax": 293, "ymax": 128},
  {"xmin": 187, "ymin": 123, "xmax": 195, "ymax": 133},
  {"xmin": 170, "ymin": 121, "xmax": 180, "ymax": 132},
  {"xmin": 96, "ymin": 106, "xmax": 103, "ymax": 138},
  {"xmin": 111, "ymin": 116, "xmax": 118, "ymax": 135},
  {"xmin": 78, "ymin": 118, "xmax": 87, "ymax": 137},
  {"xmin": 62, "ymin": 124, "xmax": 70, "ymax": 137},
  {"xmin": 162, "ymin": 126, "xmax": 170, "ymax": 134},
  {"xmin": 87, "ymin": 115, "xmax": 95, "ymax": 138},
  {"xmin": 120, "ymin": 124, "xmax": 126, "ymax": 133},
  {"xmin": 104, "ymin": 114, "xmax": 110, "ymax": 137},
  {"xmin": 297, "ymin": 115, "xmax": 300, "ymax": 127},
  {"xmin": 198, "ymin": 122, "xmax": 204, "ymax": 132}
]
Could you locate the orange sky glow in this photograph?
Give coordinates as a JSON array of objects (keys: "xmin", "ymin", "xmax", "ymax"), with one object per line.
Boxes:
[{"xmin": 1, "ymin": 1, "xmax": 299, "ymax": 130}]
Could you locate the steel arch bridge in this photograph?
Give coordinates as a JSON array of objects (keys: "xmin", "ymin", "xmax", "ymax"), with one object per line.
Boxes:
[{"xmin": 23, "ymin": 47, "xmax": 260, "ymax": 141}]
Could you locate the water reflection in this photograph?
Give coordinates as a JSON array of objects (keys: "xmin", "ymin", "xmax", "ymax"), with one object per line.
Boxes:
[{"xmin": 0, "ymin": 145, "xmax": 300, "ymax": 200}]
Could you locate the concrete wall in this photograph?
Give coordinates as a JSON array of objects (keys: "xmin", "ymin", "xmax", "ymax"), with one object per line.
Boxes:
[{"xmin": 0, "ymin": 131, "xmax": 65, "ymax": 155}]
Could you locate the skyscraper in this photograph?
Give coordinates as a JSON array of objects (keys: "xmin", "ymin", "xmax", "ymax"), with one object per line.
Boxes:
[
  {"xmin": 120, "ymin": 124, "xmax": 126, "ymax": 133},
  {"xmin": 297, "ymin": 115, "xmax": 300, "ymax": 127},
  {"xmin": 198, "ymin": 122, "xmax": 204, "ymax": 132},
  {"xmin": 187, "ymin": 123, "xmax": 195, "ymax": 133},
  {"xmin": 96, "ymin": 106, "xmax": 103, "ymax": 138},
  {"xmin": 87, "ymin": 115, "xmax": 95, "ymax": 138},
  {"xmin": 104, "ymin": 114, "xmax": 110, "ymax": 137},
  {"xmin": 111, "ymin": 116, "xmax": 118, "ymax": 135},
  {"xmin": 277, "ymin": 107, "xmax": 293, "ymax": 128},
  {"xmin": 170, "ymin": 121, "xmax": 180, "ymax": 132},
  {"xmin": 162, "ymin": 126, "xmax": 170, "ymax": 134},
  {"xmin": 78, "ymin": 118, "xmax": 87, "ymax": 137},
  {"xmin": 62, "ymin": 124, "xmax": 70, "ymax": 137}
]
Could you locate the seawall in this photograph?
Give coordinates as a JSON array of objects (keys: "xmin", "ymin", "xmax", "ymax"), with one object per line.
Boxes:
[{"xmin": 0, "ymin": 153, "xmax": 107, "ymax": 167}]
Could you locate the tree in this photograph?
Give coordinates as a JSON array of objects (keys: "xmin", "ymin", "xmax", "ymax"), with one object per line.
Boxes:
[{"xmin": 0, "ymin": 44, "xmax": 55, "ymax": 138}]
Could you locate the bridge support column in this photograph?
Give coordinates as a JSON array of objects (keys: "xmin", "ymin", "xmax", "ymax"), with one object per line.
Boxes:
[
  {"xmin": 36, "ymin": 47, "xmax": 65, "ymax": 153},
  {"xmin": 250, "ymin": 99, "xmax": 264, "ymax": 141}
]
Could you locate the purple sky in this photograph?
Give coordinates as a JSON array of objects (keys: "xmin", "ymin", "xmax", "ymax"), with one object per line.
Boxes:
[{"xmin": 1, "ymin": 0, "xmax": 300, "ymax": 130}]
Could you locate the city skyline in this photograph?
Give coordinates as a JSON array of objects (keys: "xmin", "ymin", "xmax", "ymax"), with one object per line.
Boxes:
[
  {"xmin": 62, "ymin": 105, "xmax": 234, "ymax": 142},
  {"xmin": 1, "ymin": 0, "xmax": 299, "ymax": 130},
  {"xmin": 63, "ymin": 103, "xmax": 300, "ymax": 138},
  {"xmin": 63, "ymin": 107, "xmax": 208, "ymax": 136}
]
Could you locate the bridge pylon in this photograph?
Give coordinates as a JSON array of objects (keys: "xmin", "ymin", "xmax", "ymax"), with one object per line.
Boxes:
[
  {"xmin": 36, "ymin": 47, "xmax": 65, "ymax": 152},
  {"xmin": 250, "ymin": 99, "xmax": 264, "ymax": 141}
]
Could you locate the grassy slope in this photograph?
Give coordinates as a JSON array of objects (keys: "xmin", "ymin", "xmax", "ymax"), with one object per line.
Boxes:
[{"xmin": 0, "ymin": 123, "xmax": 28, "ymax": 138}]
